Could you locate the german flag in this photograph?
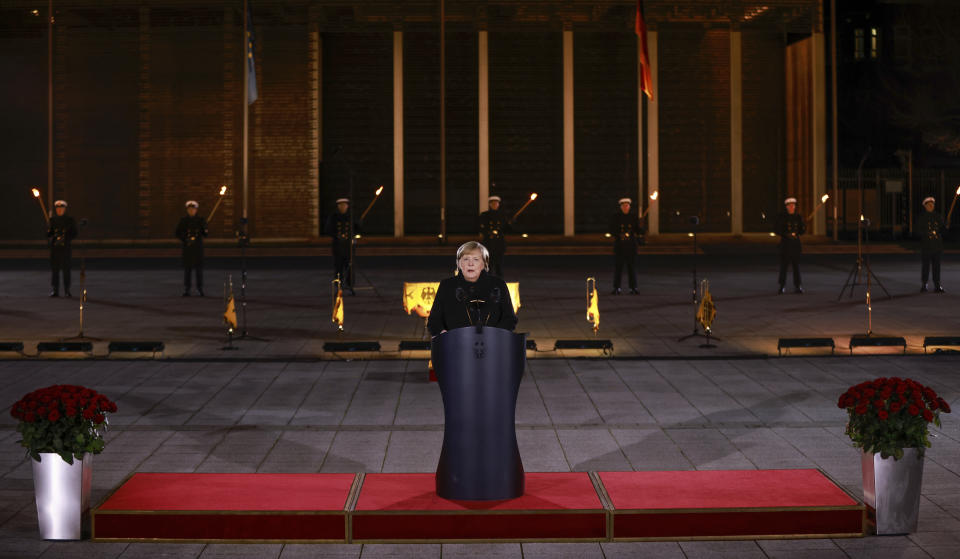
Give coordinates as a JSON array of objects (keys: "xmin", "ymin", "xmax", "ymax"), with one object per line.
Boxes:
[{"xmin": 636, "ymin": 0, "xmax": 654, "ymax": 100}]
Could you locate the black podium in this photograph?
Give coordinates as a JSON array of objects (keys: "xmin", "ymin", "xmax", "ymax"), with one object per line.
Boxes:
[{"xmin": 432, "ymin": 326, "xmax": 526, "ymax": 500}]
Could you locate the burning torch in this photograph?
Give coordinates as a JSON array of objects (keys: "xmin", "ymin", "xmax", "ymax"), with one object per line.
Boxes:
[
  {"xmin": 31, "ymin": 188, "xmax": 50, "ymax": 225},
  {"xmin": 806, "ymin": 193, "xmax": 830, "ymax": 221},
  {"xmin": 512, "ymin": 192, "xmax": 538, "ymax": 221},
  {"xmin": 947, "ymin": 186, "xmax": 960, "ymax": 224},
  {"xmin": 207, "ymin": 185, "xmax": 228, "ymax": 221},
  {"xmin": 641, "ymin": 190, "xmax": 659, "ymax": 219},
  {"xmin": 360, "ymin": 185, "xmax": 385, "ymax": 222}
]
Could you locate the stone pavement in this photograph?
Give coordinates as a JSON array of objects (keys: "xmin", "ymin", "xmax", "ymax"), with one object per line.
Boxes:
[
  {"xmin": 0, "ymin": 253, "xmax": 958, "ymax": 359},
  {"xmin": 1, "ymin": 355, "xmax": 959, "ymax": 558}
]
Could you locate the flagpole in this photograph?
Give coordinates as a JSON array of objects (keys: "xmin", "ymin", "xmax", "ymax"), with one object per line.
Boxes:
[
  {"xmin": 242, "ymin": 0, "xmax": 249, "ymax": 223},
  {"xmin": 439, "ymin": 0, "xmax": 446, "ymax": 244},
  {"xmin": 47, "ymin": 0, "xmax": 53, "ymax": 211}
]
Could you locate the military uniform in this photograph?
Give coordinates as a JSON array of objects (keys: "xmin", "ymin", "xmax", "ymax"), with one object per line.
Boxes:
[
  {"xmin": 775, "ymin": 197, "xmax": 805, "ymax": 293},
  {"xmin": 176, "ymin": 201, "xmax": 208, "ymax": 296},
  {"xmin": 325, "ymin": 199, "xmax": 360, "ymax": 293},
  {"xmin": 918, "ymin": 197, "xmax": 945, "ymax": 292},
  {"xmin": 478, "ymin": 197, "xmax": 511, "ymax": 277},
  {"xmin": 48, "ymin": 201, "xmax": 78, "ymax": 297},
  {"xmin": 609, "ymin": 198, "xmax": 643, "ymax": 294}
]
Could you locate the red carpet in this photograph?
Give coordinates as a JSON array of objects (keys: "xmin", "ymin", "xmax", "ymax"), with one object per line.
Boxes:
[
  {"xmin": 92, "ymin": 469, "xmax": 863, "ymax": 542},
  {"xmin": 599, "ymin": 469, "xmax": 864, "ymax": 540},
  {"xmin": 93, "ymin": 473, "xmax": 356, "ymax": 541},
  {"xmin": 351, "ymin": 472, "xmax": 608, "ymax": 541}
]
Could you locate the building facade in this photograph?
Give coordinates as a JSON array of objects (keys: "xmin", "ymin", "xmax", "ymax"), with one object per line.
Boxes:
[{"xmin": 0, "ymin": 0, "xmax": 825, "ymax": 240}]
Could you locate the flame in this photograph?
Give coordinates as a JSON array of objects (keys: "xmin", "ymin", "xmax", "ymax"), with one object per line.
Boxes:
[
  {"xmin": 31, "ymin": 188, "xmax": 40, "ymax": 198},
  {"xmin": 604, "ymin": 233, "xmax": 612, "ymax": 238},
  {"xmin": 530, "ymin": 193, "xmax": 538, "ymax": 201},
  {"xmin": 650, "ymin": 190, "xmax": 659, "ymax": 201},
  {"xmin": 956, "ymin": 185, "xmax": 960, "ymax": 196},
  {"xmin": 521, "ymin": 233, "xmax": 529, "ymax": 238},
  {"xmin": 769, "ymin": 232, "xmax": 776, "ymax": 237},
  {"xmin": 376, "ymin": 186, "xmax": 384, "ymax": 196},
  {"xmin": 821, "ymin": 194, "xmax": 829, "ymax": 203},
  {"xmin": 219, "ymin": 185, "xmax": 228, "ymax": 196}
]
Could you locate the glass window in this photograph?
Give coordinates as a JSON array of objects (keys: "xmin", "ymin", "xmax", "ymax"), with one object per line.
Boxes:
[
  {"xmin": 870, "ymin": 27, "xmax": 879, "ymax": 59},
  {"xmin": 854, "ymin": 28, "xmax": 865, "ymax": 60}
]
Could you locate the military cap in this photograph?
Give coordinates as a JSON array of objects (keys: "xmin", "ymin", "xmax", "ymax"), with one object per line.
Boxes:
[
  {"xmin": 618, "ymin": 198, "xmax": 632, "ymax": 205},
  {"xmin": 784, "ymin": 197, "xmax": 797, "ymax": 205},
  {"xmin": 488, "ymin": 196, "xmax": 502, "ymax": 202},
  {"xmin": 54, "ymin": 200, "xmax": 67, "ymax": 208},
  {"xmin": 922, "ymin": 196, "xmax": 935, "ymax": 205},
  {"xmin": 336, "ymin": 198, "xmax": 350, "ymax": 204},
  {"xmin": 185, "ymin": 200, "xmax": 199, "ymax": 208}
]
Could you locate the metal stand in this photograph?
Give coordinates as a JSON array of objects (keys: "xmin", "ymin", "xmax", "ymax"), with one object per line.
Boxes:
[
  {"xmin": 838, "ymin": 217, "xmax": 890, "ymax": 300},
  {"xmin": 235, "ymin": 222, "xmax": 269, "ymax": 342},
  {"xmin": 221, "ymin": 275, "xmax": 239, "ymax": 351},
  {"xmin": 64, "ymin": 220, "xmax": 101, "ymax": 342},
  {"xmin": 677, "ymin": 218, "xmax": 719, "ymax": 346}
]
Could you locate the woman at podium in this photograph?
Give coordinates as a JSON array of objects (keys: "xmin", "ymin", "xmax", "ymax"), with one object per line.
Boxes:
[{"xmin": 427, "ymin": 241, "xmax": 517, "ymax": 336}]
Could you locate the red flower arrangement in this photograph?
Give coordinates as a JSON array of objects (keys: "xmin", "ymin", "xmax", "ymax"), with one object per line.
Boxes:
[
  {"xmin": 9, "ymin": 385, "xmax": 118, "ymax": 464},
  {"xmin": 838, "ymin": 377, "xmax": 952, "ymax": 460}
]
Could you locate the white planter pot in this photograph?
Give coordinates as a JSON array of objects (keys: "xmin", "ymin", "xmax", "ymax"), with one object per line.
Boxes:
[
  {"xmin": 32, "ymin": 453, "xmax": 92, "ymax": 540},
  {"xmin": 861, "ymin": 448, "xmax": 923, "ymax": 535}
]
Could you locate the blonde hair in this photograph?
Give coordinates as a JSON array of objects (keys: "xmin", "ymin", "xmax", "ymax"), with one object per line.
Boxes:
[{"xmin": 456, "ymin": 241, "xmax": 490, "ymax": 273}]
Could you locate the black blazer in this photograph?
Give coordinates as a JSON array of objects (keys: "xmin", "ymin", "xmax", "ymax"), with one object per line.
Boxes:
[{"xmin": 427, "ymin": 270, "xmax": 518, "ymax": 336}]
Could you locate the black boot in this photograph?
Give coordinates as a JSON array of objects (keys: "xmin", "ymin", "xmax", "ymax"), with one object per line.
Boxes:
[
  {"xmin": 778, "ymin": 286, "xmax": 785, "ymax": 295},
  {"xmin": 197, "ymin": 289, "xmax": 205, "ymax": 297},
  {"xmin": 49, "ymin": 289, "xmax": 59, "ymax": 298},
  {"xmin": 794, "ymin": 286, "xmax": 804, "ymax": 294},
  {"xmin": 629, "ymin": 288, "xmax": 639, "ymax": 295},
  {"xmin": 611, "ymin": 288, "xmax": 621, "ymax": 295},
  {"xmin": 935, "ymin": 284, "xmax": 945, "ymax": 293},
  {"xmin": 182, "ymin": 289, "xmax": 191, "ymax": 297},
  {"xmin": 921, "ymin": 283, "xmax": 929, "ymax": 292}
]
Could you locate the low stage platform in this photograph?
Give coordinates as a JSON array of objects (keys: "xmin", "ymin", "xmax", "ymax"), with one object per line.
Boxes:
[{"xmin": 93, "ymin": 469, "xmax": 864, "ymax": 543}]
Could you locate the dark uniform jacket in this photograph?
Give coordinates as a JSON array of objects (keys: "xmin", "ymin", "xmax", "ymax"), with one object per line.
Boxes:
[
  {"xmin": 478, "ymin": 209, "xmax": 511, "ymax": 244},
  {"xmin": 48, "ymin": 215, "xmax": 78, "ymax": 248},
  {"xmin": 775, "ymin": 212, "xmax": 805, "ymax": 248},
  {"xmin": 608, "ymin": 212, "xmax": 643, "ymax": 248},
  {"xmin": 918, "ymin": 211, "xmax": 944, "ymax": 253},
  {"xmin": 176, "ymin": 216, "xmax": 208, "ymax": 248},
  {"xmin": 325, "ymin": 212, "xmax": 360, "ymax": 245},
  {"xmin": 427, "ymin": 270, "xmax": 518, "ymax": 336}
]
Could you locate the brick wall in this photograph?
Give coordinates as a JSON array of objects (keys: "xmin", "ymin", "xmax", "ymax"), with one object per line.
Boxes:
[
  {"xmin": 250, "ymin": 23, "xmax": 312, "ymax": 238},
  {"xmin": 574, "ymin": 31, "xmax": 638, "ymax": 233},
  {"xmin": 658, "ymin": 27, "xmax": 732, "ymax": 233},
  {"xmin": 403, "ymin": 30, "xmax": 479, "ymax": 235},
  {"xmin": 0, "ymin": 2, "xmax": 811, "ymax": 241},
  {"xmin": 0, "ymin": 9, "xmax": 47, "ymax": 239},
  {"xmin": 742, "ymin": 31, "xmax": 787, "ymax": 232},
  {"xmin": 321, "ymin": 32, "xmax": 393, "ymax": 236}
]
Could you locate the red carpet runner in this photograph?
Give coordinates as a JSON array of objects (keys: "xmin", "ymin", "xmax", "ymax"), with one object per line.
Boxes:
[
  {"xmin": 93, "ymin": 469, "xmax": 863, "ymax": 542},
  {"xmin": 352, "ymin": 472, "xmax": 606, "ymax": 541},
  {"xmin": 93, "ymin": 473, "xmax": 356, "ymax": 541},
  {"xmin": 600, "ymin": 469, "xmax": 864, "ymax": 540}
]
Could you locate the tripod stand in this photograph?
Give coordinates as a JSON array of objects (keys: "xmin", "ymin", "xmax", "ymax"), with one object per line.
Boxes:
[
  {"xmin": 677, "ymin": 216, "xmax": 719, "ymax": 347},
  {"xmin": 235, "ymin": 220, "xmax": 269, "ymax": 342},
  {"xmin": 837, "ymin": 216, "xmax": 890, "ymax": 301}
]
